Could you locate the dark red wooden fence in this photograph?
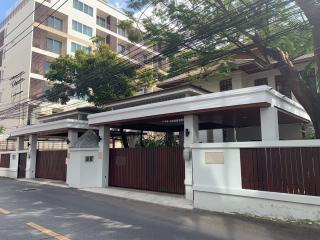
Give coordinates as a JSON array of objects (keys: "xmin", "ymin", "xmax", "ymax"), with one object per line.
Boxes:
[
  {"xmin": 0, "ymin": 154, "xmax": 10, "ymax": 168},
  {"xmin": 240, "ymin": 147, "xmax": 320, "ymax": 196},
  {"xmin": 109, "ymin": 147, "xmax": 185, "ymax": 194},
  {"xmin": 36, "ymin": 150, "xmax": 67, "ymax": 181}
]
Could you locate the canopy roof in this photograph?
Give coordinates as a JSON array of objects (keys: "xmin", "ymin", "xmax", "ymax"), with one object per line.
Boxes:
[{"xmin": 88, "ymin": 86, "xmax": 310, "ymax": 129}]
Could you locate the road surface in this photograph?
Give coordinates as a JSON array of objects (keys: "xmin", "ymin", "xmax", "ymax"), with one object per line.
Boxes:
[{"xmin": 0, "ymin": 178, "xmax": 319, "ymax": 240}]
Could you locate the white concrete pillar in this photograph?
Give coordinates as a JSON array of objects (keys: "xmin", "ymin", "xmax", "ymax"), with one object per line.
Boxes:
[
  {"xmin": 26, "ymin": 135, "xmax": 37, "ymax": 179},
  {"xmin": 184, "ymin": 115, "xmax": 199, "ymax": 201},
  {"xmin": 66, "ymin": 130, "xmax": 78, "ymax": 184},
  {"xmin": 16, "ymin": 136, "xmax": 24, "ymax": 151},
  {"xmin": 67, "ymin": 130, "xmax": 78, "ymax": 158},
  {"xmin": 260, "ymin": 107, "xmax": 279, "ymax": 141},
  {"xmin": 68, "ymin": 130, "xmax": 78, "ymax": 146},
  {"xmin": 98, "ymin": 126, "xmax": 110, "ymax": 188},
  {"xmin": 213, "ymin": 129, "xmax": 224, "ymax": 142},
  {"xmin": 12, "ymin": 136, "xmax": 24, "ymax": 177}
]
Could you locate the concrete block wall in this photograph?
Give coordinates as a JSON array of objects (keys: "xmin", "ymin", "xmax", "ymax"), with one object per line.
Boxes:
[{"xmin": 191, "ymin": 140, "xmax": 320, "ymax": 221}]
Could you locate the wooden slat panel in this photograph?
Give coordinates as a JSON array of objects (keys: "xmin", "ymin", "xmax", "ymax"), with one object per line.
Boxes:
[
  {"xmin": 36, "ymin": 150, "xmax": 67, "ymax": 181},
  {"xmin": 0, "ymin": 154, "xmax": 10, "ymax": 168},
  {"xmin": 109, "ymin": 147, "xmax": 185, "ymax": 194},
  {"xmin": 240, "ymin": 147, "xmax": 320, "ymax": 196}
]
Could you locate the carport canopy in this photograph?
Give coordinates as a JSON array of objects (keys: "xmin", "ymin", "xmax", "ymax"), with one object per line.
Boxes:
[{"xmin": 88, "ymin": 86, "xmax": 310, "ymax": 133}]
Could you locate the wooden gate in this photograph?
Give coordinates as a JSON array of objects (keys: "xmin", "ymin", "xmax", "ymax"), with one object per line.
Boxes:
[
  {"xmin": 18, "ymin": 153, "xmax": 27, "ymax": 178},
  {"xmin": 36, "ymin": 150, "xmax": 67, "ymax": 181},
  {"xmin": 109, "ymin": 147, "xmax": 185, "ymax": 194}
]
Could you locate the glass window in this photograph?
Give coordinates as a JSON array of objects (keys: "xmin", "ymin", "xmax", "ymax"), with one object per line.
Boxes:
[
  {"xmin": 48, "ymin": 16, "xmax": 63, "ymax": 31},
  {"xmin": 118, "ymin": 44, "xmax": 126, "ymax": 53},
  {"xmin": 47, "ymin": 38, "xmax": 62, "ymax": 54},
  {"xmin": 72, "ymin": 20, "xmax": 92, "ymax": 37},
  {"xmin": 118, "ymin": 27, "xmax": 126, "ymax": 37},
  {"xmin": 44, "ymin": 62, "xmax": 51, "ymax": 73},
  {"xmin": 97, "ymin": 16, "xmax": 106, "ymax": 28},
  {"xmin": 71, "ymin": 42, "xmax": 91, "ymax": 54},
  {"xmin": 73, "ymin": 0, "xmax": 93, "ymax": 16},
  {"xmin": 220, "ymin": 79, "xmax": 232, "ymax": 92}
]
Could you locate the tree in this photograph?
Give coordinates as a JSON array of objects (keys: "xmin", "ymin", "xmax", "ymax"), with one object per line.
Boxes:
[
  {"xmin": 0, "ymin": 125, "xmax": 5, "ymax": 134},
  {"xmin": 45, "ymin": 45, "xmax": 136, "ymax": 106},
  {"xmin": 45, "ymin": 43, "xmax": 162, "ymax": 106},
  {"xmin": 125, "ymin": 0, "xmax": 320, "ymax": 138}
]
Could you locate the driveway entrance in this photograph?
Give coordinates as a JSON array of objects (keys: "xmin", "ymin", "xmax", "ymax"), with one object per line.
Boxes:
[
  {"xmin": 36, "ymin": 150, "xmax": 67, "ymax": 181},
  {"xmin": 109, "ymin": 147, "xmax": 185, "ymax": 194}
]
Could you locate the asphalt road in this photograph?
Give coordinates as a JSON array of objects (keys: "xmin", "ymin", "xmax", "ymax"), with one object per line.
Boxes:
[{"xmin": 0, "ymin": 178, "xmax": 319, "ymax": 240}]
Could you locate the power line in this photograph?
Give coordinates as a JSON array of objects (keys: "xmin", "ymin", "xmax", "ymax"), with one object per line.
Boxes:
[
  {"xmin": 0, "ymin": 0, "xmax": 310, "ymax": 122},
  {"xmin": 0, "ymin": 0, "xmax": 67, "ymax": 54}
]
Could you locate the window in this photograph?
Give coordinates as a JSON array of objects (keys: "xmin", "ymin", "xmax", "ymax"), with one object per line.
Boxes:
[
  {"xmin": 117, "ymin": 44, "xmax": 126, "ymax": 54},
  {"xmin": 275, "ymin": 75, "xmax": 291, "ymax": 98},
  {"xmin": 96, "ymin": 16, "xmax": 106, "ymax": 28},
  {"xmin": 0, "ymin": 50, "xmax": 3, "ymax": 67},
  {"xmin": 85, "ymin": 156, "xmax": 94, "ymax": 162},
  {"xmin": 48, "ymin": 16, "xmax": 63, "ymax": 31},
  {"xmin": 117, "ymin": 26, "xmax": 126, "ymax": 37},
  {"xmin": 71, "ymin": 42, "xmax": 91, "ymax": 54},
  {"xmin": 254, "ymin": 78, "xmax": 268, "ymax": 86},
  {"xmin": 47, "ymin": 38, "xmax": 62, "ymax": 54},
  {"xmin": 106, "ymin": 16, "xmax": 111, "ymax": 29},
  {"xmin": 219, "ymin": 79, "xmax": 232, "ymax": 92},
  {"xmin": 44, "ymin": 62, "xmax": 51, "ymax": 73},
  {"xmin": 72, "ymin": 20, "xmax": 92, "ymax": 37},
  {"xmin": 0, "ymin": 30, "xmax": 4, "ymax": 48},
  {"xmin": 73, "ymin": 0, "xmax": 93, "ymax": 16}
]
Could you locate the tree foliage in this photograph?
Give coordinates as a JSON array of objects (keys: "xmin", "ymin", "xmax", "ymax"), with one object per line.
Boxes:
[
  {"xmin": 125, "ymin": 0, "xmax": 320, "ymax": 138},
  {"xmin": 45, "ymin": 45, "xmax": 158, "ymax": 106}
]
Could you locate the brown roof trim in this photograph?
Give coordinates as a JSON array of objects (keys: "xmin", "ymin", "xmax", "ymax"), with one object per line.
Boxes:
[{"xmin": 104, "ymin": 84, "xmax": 211, "ymax": 107}]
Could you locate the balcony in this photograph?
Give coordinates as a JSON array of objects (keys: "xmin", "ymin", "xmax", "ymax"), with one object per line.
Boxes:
[
  {"xmin": 96, "ymin": 29, "xmax": 118, "ymax": 51},
  {"xmin": 31, "ymin": 52, "xmax": 54, "ymax": 76},
  {"xmin": 34, "ymin": 2, "xmax": 68, "ymax": 33},
  {"xmin": 32, "ymin": 28, "xmax": 67, "ymax": 56},
  {"xmin": 96, "ymin": 9, "xmax": 117, "ymax": 33}
]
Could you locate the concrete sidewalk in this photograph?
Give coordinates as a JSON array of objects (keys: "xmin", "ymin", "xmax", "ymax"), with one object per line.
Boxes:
[
  {"xmin": 80, "ymin": 187, "xmax": 193, "ymax": 209},
  {"xmin": 16, "ymin": 178, "xmax": 193, "ymax": 210}
]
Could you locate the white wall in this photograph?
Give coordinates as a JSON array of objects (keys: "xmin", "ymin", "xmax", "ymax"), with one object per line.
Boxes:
[
  {"xmin": 67, "ymin": 148, "xmax": 100, "ymax": 188},
  {"xmin": 0, "ymin": 0, "xmax": 35, "ymax": 132},
  {"xmin": 192, "ymin": 140, "xmax": 320, "ymax": 221},
  {"xmin": 0, "ymin": 151, "xmax": 27, "ymax": 178}
]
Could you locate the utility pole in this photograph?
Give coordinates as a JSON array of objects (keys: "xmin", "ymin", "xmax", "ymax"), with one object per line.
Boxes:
[{"xmin": 10, "ymin": 71, "xmax": 25, "ymax": 126}]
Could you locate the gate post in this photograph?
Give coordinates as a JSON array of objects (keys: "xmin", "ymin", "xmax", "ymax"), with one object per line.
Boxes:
[
  {"xmin": 184, "ymin": 115, "xmax": 199, "ymax": 201},
  {"xmin": 98, "ymin": 126, "xmax": 110, "ymax": 187},
  {"xmin": 13, "ymin": 136, "xmax": 24, "ymax": 178},
  {"xmin": 26, "ymin": 134, "xmax": 37, "ymax": 179}
]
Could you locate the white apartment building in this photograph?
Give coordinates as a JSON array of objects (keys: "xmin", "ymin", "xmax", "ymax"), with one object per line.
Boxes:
[{"xmin": 0, "ymin": 0, "xmax": 152, "ymax": 133}]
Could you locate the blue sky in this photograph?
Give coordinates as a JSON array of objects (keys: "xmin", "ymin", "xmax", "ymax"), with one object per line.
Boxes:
[{"xmin": 0, "ymin": 0, "xmax": 127, "ymax": 22}]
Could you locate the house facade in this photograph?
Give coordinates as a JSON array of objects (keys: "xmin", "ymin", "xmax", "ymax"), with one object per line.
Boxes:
[
  {"xmin": 0, "ymin": 0, "xmax": 153, "ymax": 132},
  {"xmin": 5, "ymin": 84, "xmax": 320, "ymax": 221}
]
